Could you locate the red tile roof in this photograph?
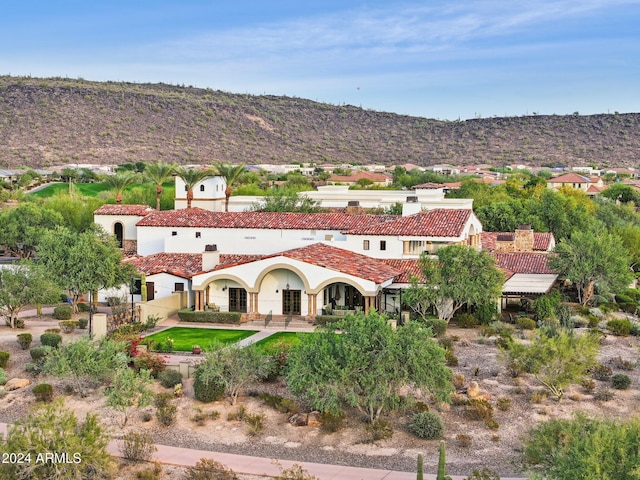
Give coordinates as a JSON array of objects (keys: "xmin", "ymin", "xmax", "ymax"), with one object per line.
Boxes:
[
  {"xmin": 125, "ymin": 253, "xmax": 263, "ymax": 278},
  {"xmin": 328, "ymin": 171, "xmax": 392, "ymax": 184},
  {"xmin": 382, "ymin": 259, "xmax": 423, "ymax": 283},
  {"xmin": 413, "ymin": 182, "xmax": 446, "ymax": 189},
  {"xmin": 136, "ymin": 208, "xmax": 398, "ymax": 230},
  {"xmin": 548, "ymin": 173, "xmax": 593, "ymax": 183},
  {"xmin": 586, "ymin": 185, "xmax": 603, "ymax": 194},
  {"xmin": 492, "ymin": 253, "xmax": 555, "ymax": 275},
  {"xmin": 94, "ymin": 204, "xmax": 156, "ymax": 216},
  {"xmin": 343, "ymin": 209, "xmax": 472, "ymax": 237},
  {"xmin": 481, "ymin": 232, "xmax": 554, "ymax": 251}
]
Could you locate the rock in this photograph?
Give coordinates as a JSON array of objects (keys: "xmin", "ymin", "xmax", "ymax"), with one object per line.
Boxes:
[
  {"xmin": 307, "ymin": 411, "xmax": 322, "ymax": 427},
  {"xmin": 288, "ymin": 413, "xmax": 308, "ymax": 426},
  {"xmin": 467, "ymin": 381, "xmax": 481, "ymax": 398},
  {"xmin": 5, "ymin": 378, "xmax": 31, "ymax": 391}
]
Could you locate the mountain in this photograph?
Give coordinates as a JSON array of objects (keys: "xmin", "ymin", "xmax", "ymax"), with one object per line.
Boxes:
[{"xmin": 0, "ymin": 75, "xmax": 639, "ymax": 169}]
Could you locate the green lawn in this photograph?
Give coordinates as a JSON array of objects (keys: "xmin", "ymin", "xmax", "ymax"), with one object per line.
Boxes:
[
  {"xmin": 29, "ymin": 182, "xmax": 111, "ymax": 198},
  {"xmin": 252, "ymin": 332, "xmax": 311, "ymax": 353},
  {"xmin": 141, "ymin": 327, "xmax": 258, "ymax": 352}
]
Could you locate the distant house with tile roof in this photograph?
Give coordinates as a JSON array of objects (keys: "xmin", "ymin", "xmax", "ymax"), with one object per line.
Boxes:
[
  {"xmin": 327, "ymin": 171, "xmax": 393, "ymax": 186},
  {"xmin": 547, "ymin": 173, "xmax": 604, "ymax": 193}
]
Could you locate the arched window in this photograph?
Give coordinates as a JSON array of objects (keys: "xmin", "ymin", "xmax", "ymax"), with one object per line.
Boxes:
[{"xmin": 114, "ymin": 222, "xmax": 124, "ymax": 248}]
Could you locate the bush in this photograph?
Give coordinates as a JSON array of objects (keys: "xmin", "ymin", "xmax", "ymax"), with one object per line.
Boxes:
[
  {"xmin": 516, "ymin": 317, "xmax": 537, "ymax": 330},
  {"xmin": 119, "ymin": 431, "xmax": 157, "ymax": 462},
  {"xmin": 314, "ymin": 315, "xmax": 341, "ymax": 326},
  {"xmin": 409, "ymin": 411, "xmax": 444, "ymax": 439},
  {"xmin": 193, "ymin": 369, "xmax": 225, "ymax": 403},
  {"xmin": 581, "ymin": 378, "xmax": 596, "ymax": 393},
  {"xmin": 17, "ymin": 333, "xmax": 32, "ymax": 350},
  {"xmin": 154, "ymin": 392, "xmax": 174, "ymax": 409},
  {"xmin": 445, "ymin": 349, "xmax": 458, "ymax": 366},
  {"xmin": 591, "ymin": 364, "xmax": 613, "ymax": 381},
  {"xmin": 44, "ymin": 328, "xmax": 61, "ymax": 334},
  {"xmin": 182, "ymin": 458, "xmax": 238, "ymax": 480},
  {"xmin": 135, "ymin": 463, "xmax": 163, "ymax": 480},
  {"xmin": 77, "ymin": 302, "xmax": 90, "ymax": 312},
  {"xmin": 456, "ymin": 434, "xmax": 473, "ymax": 448},
  {"xmin": 40, "ymin": 333, "xmax": 62, "ymax": 348},
  {"xmin": 594, "ymin": 387, "xmax": 614, "ymax": 401},
  {"xmin": 0, "ymin": 368, "xmax": 6, "ymax": 386},
  {"xmin": 465, "ymin": 398, "xmax": 494, "ymax": 422},
  {"xmin": 615, "ymin": 293, "xmax": 634, "ymax": 304},
  {"xmin": 52, "ymin": 305, "xmax": 73, "ymax": 320},
  {"xmin": 455, "ymin": 313, "xmax": 479, "ymax": 328},
  {"xmin": 610, "ymin": 356, "xmax": 636, "ymax": 371},
  {"xmin": 0, "ymin": 352, "xmax": 9, "ymax": 368},
  {"xmin": 365, "ymin": 419, "xmax": 393, "ymax": 442},
  {"xmin": 496, "ymin": 397, "xmax": 512, "ymax": 411},
  {"xmin": 607, "ymin": 318, "xmax": 633, "ymax": 336},
  {"xmin": 611, "ymin": 373, "xmax": 631, "ymax": 390},
  {"xmin": 78, "ymin": 318, "xmax": 89, "ymax": 329},
  {"xmin": 156, "ymin": 404, "xmax": 177, "ymax": 426},
  {"xmin": 425, "ymin": 317, "xmax": 448, "ymax": 337},
  {"xmin": 14, "ymin": 318, "xmax": 25, "ymax": 329},
  {"xmin": 133, "ymin": 353, "xmax": 167, "ymax": 378},
  {"xmin": 464, "ymin": 468, "xmax": 500, "ymax": 480},
  {"xmin": 59, "ymin": 320, "xmax": 79, "ymax": 333},
  {"xmin": 245, "ymin": 412, "xmax": 266, "ymax": 436},
  {"xmin": 158, "ymin": 369, "xmax": 183, "ymax": 388},
  {"xmin": 258, "ymin": 393, "xmax": 299, "ymax": 414},
  {"xmin": 32, "ymin": 383, "xmax": 54, "ymax": 402},
  {"xmin": 29, "ymin": 346, "xmax": 49, "ymax": 362},
  {"xmin": 321, "ymin": 411, "xmax": 346, "ymax": 433},
  {"xmin": 178, "ymin": 309, "xmax": 241, "ymax": 324}
]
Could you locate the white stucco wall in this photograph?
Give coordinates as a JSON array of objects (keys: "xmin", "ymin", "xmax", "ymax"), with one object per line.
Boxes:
[{"xmin": 94, "ymin": 214, "xmax": 142, "ymax": 241}]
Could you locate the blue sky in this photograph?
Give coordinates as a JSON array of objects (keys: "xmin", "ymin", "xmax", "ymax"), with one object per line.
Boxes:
[{"xmin": 2, "ymin": 0, "xmax": 639, "ymax": 120}]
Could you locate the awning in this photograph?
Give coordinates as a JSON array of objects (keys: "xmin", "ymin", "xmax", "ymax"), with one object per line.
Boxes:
[{"xmin": 502, "ymin": 274, "xmax": 558, "ymax": 295}]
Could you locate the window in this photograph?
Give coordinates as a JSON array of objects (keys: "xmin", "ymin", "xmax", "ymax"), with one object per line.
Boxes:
[
  {"xmin": 200, "ymin": 184, "xmax": 205, "ymax": 192},
  {"xmin": 184, "ymin": 186, "xmax": 188, "ymax": 192},
  {"xmin": 174, "ymin": 283, "xmax": 184, "ymax": 292},
  {"xmin": 325, "ymin": 234, "xmax": 334, "ymax": 241},
  {"xmin": 380, "ymin": 240, "xmax": 386, "ymax": 251},
  {"xmin": 363, "ymin": 240, "xmax": 370, "ymax": 250},
  {"xmin": 171, "ymin": 231, "xmax": 177, "ymax": 236},
  {"xmin": 195, "ymin": 232, "xmax": 201, "ymax": 238}
]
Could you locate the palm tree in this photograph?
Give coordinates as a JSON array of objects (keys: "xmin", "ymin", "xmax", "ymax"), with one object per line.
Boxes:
[
  {"xmin": 211, "ymin": 162, "xmax": 246, "ymax": 212},
  {"xmin": 144, "ymin": 162, "xmax": 176, "ymax": 210},
  {"xmin": 175, "ymin": 166, "xmax": 211, "ymax": 208},
  {"xmin": 104, "ymin": 172, "xmax": 138, "ymax": 204}
]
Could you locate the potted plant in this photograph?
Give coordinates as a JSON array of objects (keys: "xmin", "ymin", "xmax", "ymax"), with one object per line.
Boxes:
[{"xmin": 192, "ymin": 345, "xmax": 202, "ymax": 355}]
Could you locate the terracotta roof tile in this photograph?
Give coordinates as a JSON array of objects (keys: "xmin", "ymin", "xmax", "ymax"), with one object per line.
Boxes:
[
  {"xmin": 328, "ymin": 171, "xmax": 392, "ymax": 183},
  {"xmin": 381, "ymin": 259, "xmax": 424, "ymax": 283},
  {"xmin": 492, "ymin": 253, "xmax": 555, "ymax": 275},
  {"xmin": 343, "ymin": 209, "xmax": 472, "ymax": 237},
  {"xmin": 94, "ymin": 204, "xmax": 156, "ymax": 216},
  {"xmin": 413, "ymin": 182, "xmax": 446, "ymax": 189},
  {"xmin": 136, "ymin": 208, "xmax": 398, "ymax": 230},
  {"xmin": 125, "ymin": 253, "xmax": 263, "ymax": 278},
  {"xmin": 548, "ymin": 173, "xmax": 594, "ymax": 183}
]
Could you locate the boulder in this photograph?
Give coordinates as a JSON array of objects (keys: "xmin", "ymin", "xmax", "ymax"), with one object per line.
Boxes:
[
  {"xmin": 5, "ymin": 378, "xmax": 31, "ymax": 391},
  {"xmin": 307, "ymin": 411, "xmax": 322, "ymax": 427},
  {"xmin": 288, "ymin": 413, "xmax": 308, "ymax": 426}
]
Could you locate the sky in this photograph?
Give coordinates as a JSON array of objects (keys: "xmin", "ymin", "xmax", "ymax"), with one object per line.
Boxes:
[{"xmin": 2, "ymin": 0, "xmax": 640, "ymax": 120}]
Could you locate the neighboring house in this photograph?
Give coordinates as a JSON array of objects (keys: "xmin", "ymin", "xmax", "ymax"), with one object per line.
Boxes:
[
  {"xmin": 547, "ymin": 173, "xmax": 604, "ymax": 192},
  {"xmin": 327, "ymin": 171, "xmax": 393, "ymax": 186}
]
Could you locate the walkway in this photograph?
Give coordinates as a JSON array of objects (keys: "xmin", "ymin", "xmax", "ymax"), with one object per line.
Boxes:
[{"xmin": 0, "ymin": 422, "xmax": 523, "ymax": 480}]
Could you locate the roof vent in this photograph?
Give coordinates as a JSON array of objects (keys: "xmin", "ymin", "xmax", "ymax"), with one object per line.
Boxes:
[
  {"xmin": 406, "ymin": 196, "xmax": 418, "ymax": 203},
  {"xmin": 204, "ymin": 244, "xmax": 218, "ymax": 252},
  {"xmin": 518, "ymin": 224, "xmax": 532, "ymax": 230},
  {"xmin": 347, "ymin": 200, "xmax": 360, "ymax": 207},
  {"xmin": 497, "ymin": 234, "xmax": 515, "ymax": 242}
]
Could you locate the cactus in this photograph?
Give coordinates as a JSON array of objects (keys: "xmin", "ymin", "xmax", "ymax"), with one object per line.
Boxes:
[
  {"xmin": 437, "ymin": 441, "xmax": 452, "ymax": 480},
  {"xmin": 417, "ymin": 453, "xmax": 423, "ymax": 480}
]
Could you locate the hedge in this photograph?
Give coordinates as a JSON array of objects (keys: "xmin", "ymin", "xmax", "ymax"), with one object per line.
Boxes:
[
  {"xmin": 314, "ymin": 315, "xmax": 341, "ymax": 326},
  {"xmin": 177, "ymin": 309, "xmax": 241, "ymax": 324}
]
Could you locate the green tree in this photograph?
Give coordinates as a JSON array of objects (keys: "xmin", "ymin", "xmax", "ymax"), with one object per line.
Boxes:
[
  {"xmin": 144, "ymin": 161, "xmax": 176, "ymax": 210},
  {"xmin": 106, "ymin": 367, "xmax": 154, "ymax": 426},
  {"xmin": 502, "ymin": 330, "xmax": 599, "ymax": 401},
  {"xmin": 44, "ymin": 337, "xmax": 129, "ymax": 397},
  {"xmin": 211, "ymin": 162, "xmax": 246, "ymax": 212},
  {"xmin": 35, "ymin": 193, "xmax": 104, "ymax": 232},
  {"xmin": 0, "ymin": 202, "xmax": 64, "ymax": 258},
  {"xmin": 523, "ymin": 413, "xmax": 640, "ymax": 479},
  {"xmin": 549, "ymin": 229, "xmax": 633, "ymax": 305},
  {"xmin": 196, "ymin": 343, "xmax": 272, "ymax": 405},
  {"xmin": 287, "ymin": 312, "xmax": 453, "ymax": 422},
  {"xmin": 104, "ymin": 171, "xmax": 138, "ymax": 204},
  {"xmin": 38, "ymin": 226, "xmax": 137, "ymax": 312},
  {"xmin": 409, "ymin": 245, "xmax": 505, "ymax": 322},
  {"xmin": 0, "ymin": 399, "xmax": 116, "ymax": 479},
  {"xmin": 175, "ymin": 166, "xmax": 212, "ymax": 209},
  {"xmin": 0, "ymin": 261, "xmax": 60, "ymax": 328}
]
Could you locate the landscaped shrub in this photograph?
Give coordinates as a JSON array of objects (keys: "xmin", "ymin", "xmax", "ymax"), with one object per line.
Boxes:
[
  {"xmin": 425, "ymin": 317, "xmax": 448, "ymax": 337},
  {"xmin": 516, "ymin": 317, "xmax": 537, "ymax": 330},
  {"xmin": 593, "ymin": 387, "xmax": 614, "ymax": 401},
  {"xmin": 314, "ymin": 315, "xmax": 341, "ymax": 326},
  {"xmin": 158, "ymin": 369, "xmax": 183, "ymax": 388},
  {"xmin": 52, "ymin": 305, "xmax": 73, "ymax": 320},
  {"xmin": 365, "ymin": 419, "xmax": 393, "ymax": 441},
  {"xmin": 455, "ymin": 313, "xmax": 479, "ymax": 328},
  {"xmin": 0, "ymin": 368, "xmax": 7, "ymax": 385},
  {"xmin": 32, "ymin": 383, "xmax": 54, "ymax": 402},
  {"xmin": 456, "ymin": 434, "xmax": 473, "ymax": 448},
  {"xmin": 17, "ymin": 333, "xmax": 32, "ymax": 350},
  {"xmin": 193, "ymin": 368, "xmax": 225, "ymax": 403},
  {"xmin": 133, "ymin": 352, "xmax": 167, "ymax": 378},
  {"xmin": 615, "ymin": 293, "xmax": 634, "ymax": 305},
  {"xmin": 135, "ymin": 463, "xmax": 162, "ymax": 480},
  {"xmin": 14, "ymin": 318, "xmax": 25, "ymax": 329},
  {"xmin": 156, "ymin": 404, "xmax": 177, "ymax": 426},
  {"xmin": 119, "ymin": 431, "xmax": 157, "ymax": 462},
  {"xmin": 610, "ymin": 356, "xmax": 636, "ymax": 371},
  {"xmin": 245, "ymin": 412, "xmax": 266, "ymax": 436},
  {"xmin": 182, "ymin": 458, "xmax": 238, "ymax": 480},
  {"xmin": 59, "ymin": 320, "xmax": 79, "ymax": 333},
  {"xmin": 178, "ymin": 309, "xmax": 241, "ymax": 324},
  {"xmin": 612, "ymin": 373, "xmax": 631, "ymax": 390},
  {"xmin": 29, "ymin": 346, "xmax": 49, "ymax": 362},
  {"xmin": 0, "ymin": 352, "xmax": 9, "ymax": 368},
  {"xmin": 607, "ymin": 318, "xmax": 633, "ymax": 336},
  {"xmin": 591, "ymin": 364, "xmax": 613, "ymax": 381},
  {"xmin": 463, "ymin": 468, "xmax": 500, "ymax": 480},
  {"xmin": 78, "ymin": 318, "xmax": 89, "ymax": 329},
  {"xmin": 475, "ymin": 302, "xmax": 499, "ymax": 324},
  {"xmin": 496, "ymin": 397, "xmax": 512, "ymax": 411},
  {"xmin": 77, "ymin": 302, "xmax": 90, "ymax": 312},
  {"xmin": 581, "ymin": 378, "xmax": 596, "ymax": 393},
  {"xmin": 258, "ymin": 392, "xmax": 299, "ymax": 414},
  {"xmin": 465, "ymin": 398, "xmax": 494, "ymax": 422},
  {"xmin": 409, "ymin": 411, "xmax": 444, "ymax": 439},
  {"xmin": 40, "ymin": 333, "xmax": 62, "ymax": 348},
  {"xmin": 44, "ymin": 328, "xmax": 61, "ymax": 334},
  {"xmin": 445, "ymin": 349, "xmax": 459, "ymax": 366},
  {"xmin": 321, "ymin": 411, "xmax": 346, "ymax": 433}
]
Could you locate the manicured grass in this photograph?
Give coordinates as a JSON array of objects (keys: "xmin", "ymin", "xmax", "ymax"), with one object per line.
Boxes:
[
  {"xmin": 29, "ymin": 182, "xmax": 111, "ymax": 198},
  {"xmin": 142, "ymin": 327, "xmax": 258, "ymax": 352},
  {"xmin": 252, "ymin": 332, "xmax": 311, "ymax": 353}
]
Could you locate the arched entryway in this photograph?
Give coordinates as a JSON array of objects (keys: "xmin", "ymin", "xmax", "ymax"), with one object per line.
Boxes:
[{"xmin": 114, "ymin": 222, "xmax": 124, "ymax": 248}]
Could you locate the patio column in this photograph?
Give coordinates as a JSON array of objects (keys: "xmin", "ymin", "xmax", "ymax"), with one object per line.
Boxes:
[
  {"xmin": 364, "ymin": 296, "xmax": 375, "ymax": 315},
  {"xmin": 194, "ymin": 290, "xmax": 205, "ymax": 311},
  {"xmin": 307, "ymin": 293, "xmax": 317, "ymax": 317}
]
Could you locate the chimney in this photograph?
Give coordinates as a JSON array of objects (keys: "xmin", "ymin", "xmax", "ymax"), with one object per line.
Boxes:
[
  {"xmin": 202, "ymin": 244, "xmax": 220, "ymax": 271},
  {"xmin": 402, "ymin": 197, "xmax": 422, "ymax": 216},
  {"xmin": 346, "ymin": 200, "xmax": 364, "ymax": 214},
  {"xmin": 515, "ymin": 225, "xmax": 534, "ymax": 252}
]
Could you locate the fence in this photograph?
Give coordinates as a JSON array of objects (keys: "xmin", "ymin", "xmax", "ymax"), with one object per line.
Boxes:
[{"xmin": 107, "ymin": 306, "xmax": 141, "ymax": 333}]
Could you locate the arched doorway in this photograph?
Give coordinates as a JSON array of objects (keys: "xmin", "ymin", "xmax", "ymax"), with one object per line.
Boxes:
[{"xmin": 114, "ymin": 222, "xmax": 124, "ymax": 248}]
